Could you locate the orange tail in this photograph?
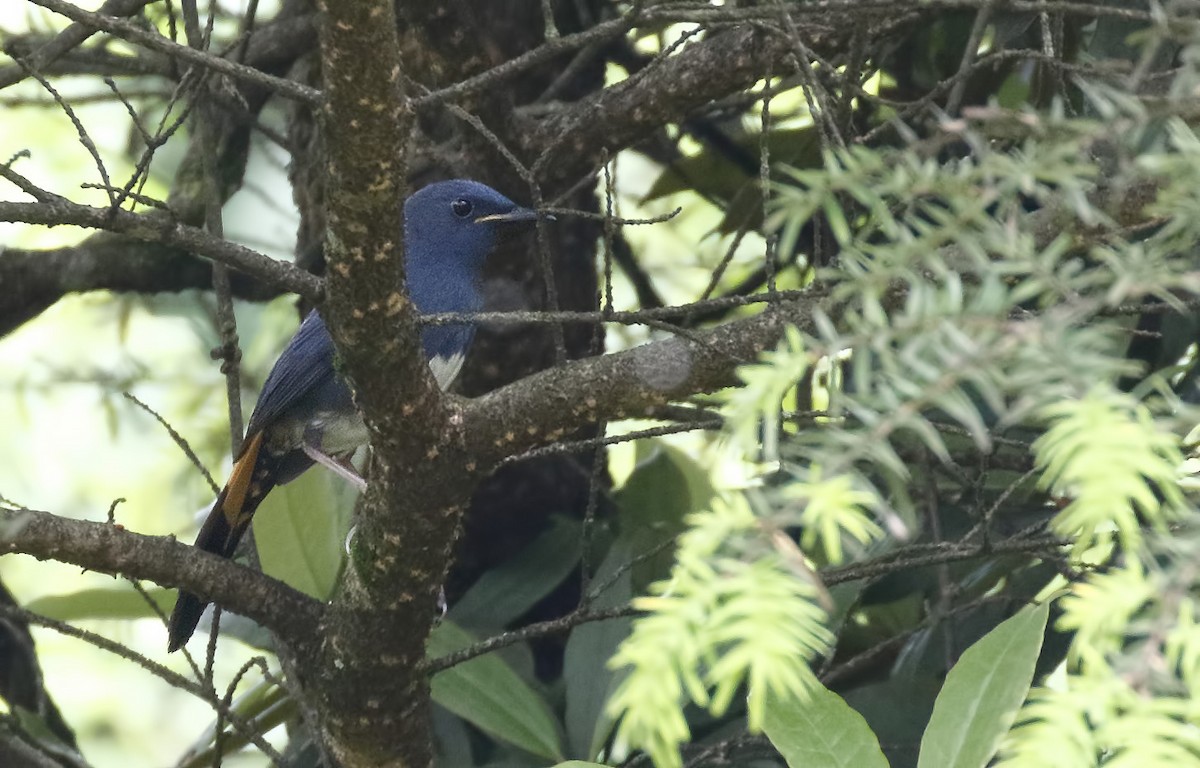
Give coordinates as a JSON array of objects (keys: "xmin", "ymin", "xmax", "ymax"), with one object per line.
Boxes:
[{"xmin": 167, "ymin": 432, "xmax": 271, "ymax": 652}]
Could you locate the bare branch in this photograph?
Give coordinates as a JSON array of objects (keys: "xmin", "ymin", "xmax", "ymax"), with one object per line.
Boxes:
[
  {"xmin": 0, "ymin": 0, "xmax": 154, "ymax": 90},
  {"xmin": 521, "ymin": 17, "xmax": 903, "ymax": 185},
  {"xmin": 23, "ymin": 0, "xmax": 321, "ymax": 105},
  {"xmin": 0, "ymin": 604, "xmax": 286, "ymax": 764},
  {"xmin": 0, "ymin": 196, "xmax": 320, "ymax": 301},
  {"xmin": 0, "ymin": 505, "xmax": 324, "ymax": 652},
  {"xmin": 463, "ymin": 296, "xmax": 816, "ymax": 464},
  {"xmin": 421, "ymin": 605, "xmax": 636, "ymax": 675}
]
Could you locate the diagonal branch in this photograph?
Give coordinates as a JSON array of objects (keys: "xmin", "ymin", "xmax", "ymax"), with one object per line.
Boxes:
[
  {"xmin": 0, "ymin": 236, "xmax": 284, "ymax": 336},
  {"xmin": 462, "ymin": 159, "xmax": 1169, "ymax": 469},
  {"xmin": 0, "ymin": 198, "xmax": 321, "ymax": 300},
  {"xmin": 0, "ymin": 506, "xmax": 324, "ymax": 651},
  {"xmin": 520, "ymin": 15, "xmax": 910, "ymax": 186},
  {"xmin": 0, "ymin": 578, "xmax": 76, "ymax": 750},
  {"xmin": 23, "ymin": 0, "xmax": 321, "ymax": 105},
  {"xmin": 0, "ymin": 0, "xmax": 155, "ymax": 90},
  {"xmin": 462, "ymin": 294, "xmax": 817, "ymax": 464}
]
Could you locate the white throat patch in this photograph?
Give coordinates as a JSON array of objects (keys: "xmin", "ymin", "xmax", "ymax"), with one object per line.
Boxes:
[{"xmin": 429, "ymin": 351, "xmax": 466, "ymax": 390}]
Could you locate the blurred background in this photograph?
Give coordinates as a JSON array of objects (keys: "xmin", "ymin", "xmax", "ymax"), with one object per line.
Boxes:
[{"xmin": 0, "ymin": 4, "xmax": 770, "ymax": 764}]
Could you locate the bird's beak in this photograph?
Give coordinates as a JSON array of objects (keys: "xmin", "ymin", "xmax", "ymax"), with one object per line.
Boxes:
[{"xmin": 475, "ymin": 207, "xmax": 552, "ymax": 224}]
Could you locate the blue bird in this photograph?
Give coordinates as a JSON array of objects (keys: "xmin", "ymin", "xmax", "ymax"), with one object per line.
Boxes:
[{"xmin": 167, "ymin": 180, "xmax": 538, "ymax": 651}]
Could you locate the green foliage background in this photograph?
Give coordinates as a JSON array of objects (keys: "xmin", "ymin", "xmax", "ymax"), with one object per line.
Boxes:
[
  {"xmin": 6, "ymin": 1, "xmax": 1200, "ymax": 767},
  {"xmin": 604, "ymin": 32, "xmax": 1200, "ymax": 768}
]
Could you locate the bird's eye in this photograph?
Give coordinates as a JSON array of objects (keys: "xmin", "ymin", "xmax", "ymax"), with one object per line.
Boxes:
[{"xmin": 451, "ymin": 198, "xmax": 473, "ymax": 218}]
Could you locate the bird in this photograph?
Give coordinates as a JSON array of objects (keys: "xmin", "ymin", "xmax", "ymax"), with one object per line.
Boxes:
[{"xmin": 167, "ymin": 179, "xmax": 540, "ymax": 652}]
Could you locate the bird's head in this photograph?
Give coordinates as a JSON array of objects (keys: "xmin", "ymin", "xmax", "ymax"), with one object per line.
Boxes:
[{"xmin": 403, "ymin": 179, "xmax": 538, "ymax": 273}]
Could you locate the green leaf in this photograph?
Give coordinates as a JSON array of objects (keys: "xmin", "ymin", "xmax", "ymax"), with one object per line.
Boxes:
[
  {"xmin": 433, "ymin": 706, "xmax": 474, "ymax": 768},
  {"xmin": 550, "ymin": 763, "xmax": 611, "ymax": 767},
  {"xmin": 429, "ymin": 620, "xmax": 564, "ymax": 761},
  {"xmin": 917, "ymin": 601, "xmax": 1050, "ymax": 768},
  {"xmin": 254, "ymin": 467, "xmax": 356, "ymax": 599},
  {"xmin": 616, "ymin": 441, "xmax": 715, "ymax": 590},
  {"xmin": 844, "ymin": 677, "xmax": 941, "ymax": 766},
  {"xmin": 564, "ymin": 541, "xmax": 634, "ymax": 760},
  {"xmin": 763, "ymin": 684, "xmax": 889, "ymax": 768},
  {"xmin": 451, "ymin": 516, "xmax": 581, "ymax": 631},
  {"xmin": 27, "ymin": 587, "xmax": 174, "ymax": 621}
]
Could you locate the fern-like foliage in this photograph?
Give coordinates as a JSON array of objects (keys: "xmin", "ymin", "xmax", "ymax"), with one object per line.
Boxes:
[
  {"xmin": 1034, "ymin": 387, "xmax": 1186, "ymax": 555},
  {"xmin": 607, "ymin": 495, "xmax": 833, "ymax": 768},
  {"xmin": 1000, "ymin": 524, "xmax": 1200, "ymax": 766},
  {"xmin": 607, "ymin": 80, "xmax": 1200, "ymax": 767},
  {"xmin": 1000, "ymin": 670, "xmax": 1200, "ymax": 766}
]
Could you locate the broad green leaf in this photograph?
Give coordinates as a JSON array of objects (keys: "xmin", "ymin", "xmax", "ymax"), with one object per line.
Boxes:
[
  {"xmin": 27, "ymin": 586, "xmax": 174, "ymax": 621},
  {"xmin": 844, "ymin": 677, "xmax": 941, "ymax": 767},
  {"xmin": 894, "ymin": 602, "xmax": 1013, "ymax": 681},
  {"xmin": 451, "ymin": 516, "xmax": 581, "ymax": 631},
  {"xmin": 763, "ymin": 685, "xmax": 889, "ymax": 768},
  {"xmin": 917, "ymin": 601, "xmax": 1050, "ymax": 768},
  {"xmin": 564, "ymin": 540, "xmax": 634, "ymax": 759},
  {"xmin": 551, "ymin": 763, "xmax": 610, "ymax": 767},
  {"xmin": 433, "ymin": 706, "xmax": 474, "ymax": 768},
  {"xmin": 254, "ymin": 467, "xmax": 356, "ymax": 599},
  {"xmin": 616, "ymin": 441, "xmax": 714, "ymax": 590},
  {"xmin": 429, "ymin": 620, "xmax": 564, "ymax": 761}
]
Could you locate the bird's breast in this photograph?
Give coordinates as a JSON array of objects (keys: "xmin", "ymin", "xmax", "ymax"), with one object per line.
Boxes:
[
  {"xmin": 260, "ymin": 408, "xmax": 367, "ymax": 460},
  {"xmin": 307, "ymin": 410, "xmax": 370, "ymax": 456}
]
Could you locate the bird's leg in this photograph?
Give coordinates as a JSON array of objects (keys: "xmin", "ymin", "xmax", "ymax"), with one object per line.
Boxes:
[{"xmin": 302, "ymin": 444, "xmax": 368, "ymax": 491}]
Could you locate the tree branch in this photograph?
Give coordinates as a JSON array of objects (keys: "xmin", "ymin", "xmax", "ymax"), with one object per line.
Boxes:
[
  {"xmin": 0, "ymin": 198, "xmax": 321, "ymax": 301},
  {"xmin": 0, "ymin": 578, "xmax": 75, "ymax": 750},
  {"xmin": 23, "ymin": 0, "xmax": 321, "ymax": 106},
  {"xmin": 0, "ymin": 235, "xmax": 283, "ymax": 336},
  {"xmin": 463, "ymin": 295, "xmax": 818, "ymax": 463},
  {"xmin": 0, "ymin": 0, "xmax": 155, "ymax": 90},
  {"xmin": 0, "ymin": 506, "xmax": 324, "ymax": 651},
  {"xmin": 520, "ymin": 16, "xmax": 898, "ymax": 186},
  {"xmin": 305, "ymin": 0, "xmax": 443, "ymax": 764}
]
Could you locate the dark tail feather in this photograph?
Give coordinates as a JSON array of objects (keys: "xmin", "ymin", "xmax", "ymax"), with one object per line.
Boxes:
[
  {"xmin": 166, "ymin": 497, "xmax": 242, "ymax": 652},
  {"xmin": 167, "ymin": 432, "xmax": 271, "ymax": 652},
  {"xmin": 167, "ymin": 593, "xmax": 210, "ymax": 654}
]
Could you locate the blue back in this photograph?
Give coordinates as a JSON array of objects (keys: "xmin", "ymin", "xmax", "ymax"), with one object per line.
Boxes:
[{"xmin": 242, "ymin": 180, "xmax": 527, "ymax": 452}]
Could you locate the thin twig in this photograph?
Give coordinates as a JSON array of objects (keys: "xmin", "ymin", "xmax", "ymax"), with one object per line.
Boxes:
[{"xmin": 122, "ymin": 392, "xmax": 219, "ymax": 494}]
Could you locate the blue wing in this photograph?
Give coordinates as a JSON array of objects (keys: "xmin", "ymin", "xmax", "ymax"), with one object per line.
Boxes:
[
  {"xmin": 243, "ymin": 311, "xmax": 341, "ymax": 453},
  {"xmin": 242, "ymin": 310, "xmax": 475, "ymax": 457}
]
